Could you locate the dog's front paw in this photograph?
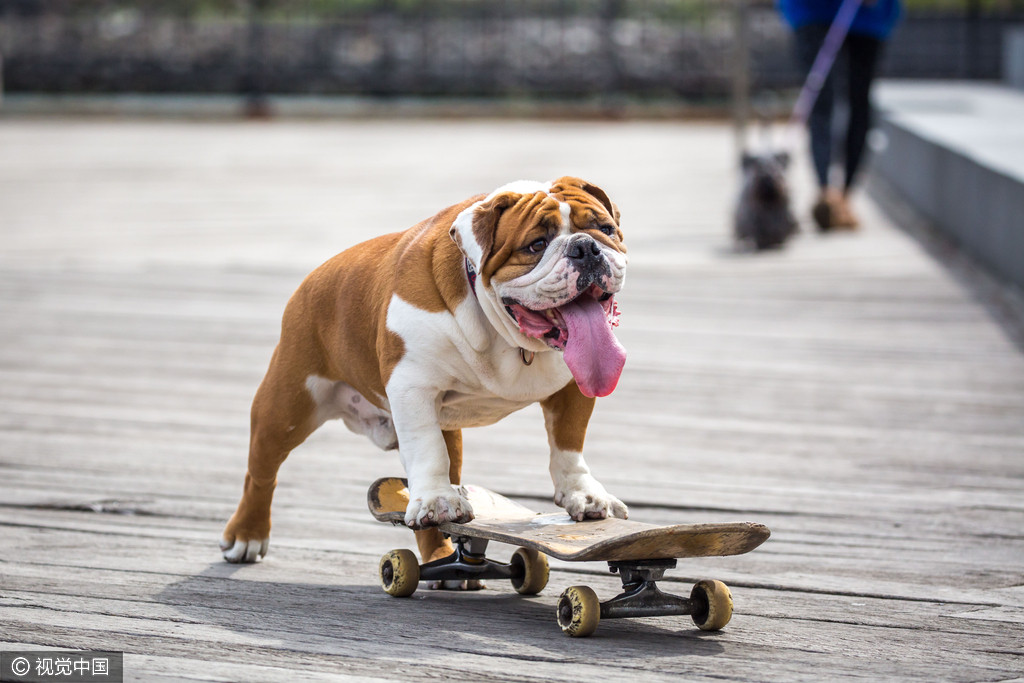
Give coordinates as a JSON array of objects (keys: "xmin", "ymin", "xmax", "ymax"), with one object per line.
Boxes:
[
  {"xmin": 405, "ymin": 486, "xmax": 475, "ymax": 528},
  {"xmin": 555, "ymin": 475, "xmax": 628, "ymax": 521}
]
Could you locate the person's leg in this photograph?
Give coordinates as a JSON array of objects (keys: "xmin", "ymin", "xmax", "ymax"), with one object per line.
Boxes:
[
  {"xmin": 843, "ymin": 33, "xmax": 883, "ymax": 192},
  {"xmin": 794, "ymin": 24, "xmax": 834, "ymax": 190}
]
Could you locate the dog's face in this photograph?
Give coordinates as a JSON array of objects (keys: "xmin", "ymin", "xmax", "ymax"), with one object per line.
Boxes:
[
  {"xmin": 451, "ymin": 177, "xmax": 628, "ymax": 397},
  {"xmin": 742, "ymin": 152, "xmax": 790, "ymax": 203}
]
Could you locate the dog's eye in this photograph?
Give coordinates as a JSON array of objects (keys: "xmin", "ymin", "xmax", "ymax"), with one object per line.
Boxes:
[
  {"xmin": 596, "ymin": 224, "xmax": 616, "ymax": 236},
  {"xmin": 527, "ymin": 238, "xmax": 548, "ymax": 254}
]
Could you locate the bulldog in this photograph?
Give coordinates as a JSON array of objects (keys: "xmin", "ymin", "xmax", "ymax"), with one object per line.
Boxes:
[{"xmin": 221, "ymin": 177, "xmax": 629, "ymax": 567}]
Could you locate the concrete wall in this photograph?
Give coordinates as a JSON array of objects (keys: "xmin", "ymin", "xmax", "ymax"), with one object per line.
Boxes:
[
  {"xmin": 874, "ymin": 84, "xmax": 1024, "ymax": 292},
  {"xmin": 1005, "ymin": 27, "xmax": 1024, "ymax": 91}
]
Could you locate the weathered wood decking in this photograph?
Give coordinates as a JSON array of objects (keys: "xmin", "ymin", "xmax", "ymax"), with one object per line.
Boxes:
[{"xmin": 1, "ymin": 119, "xmax": 1022, "ymax": 682}]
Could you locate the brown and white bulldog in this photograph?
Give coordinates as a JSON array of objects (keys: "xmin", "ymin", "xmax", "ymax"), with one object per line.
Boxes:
[{"xmin": 221, "ymin": 177, "xmax": 629, "ymax": 566}]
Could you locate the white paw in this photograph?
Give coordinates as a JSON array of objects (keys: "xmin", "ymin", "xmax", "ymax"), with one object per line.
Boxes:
[
  {"xmin": 404, "ymin": 486, "xmax": 474, "ymax": 528},
  {"xmin": 554, "ymin": 475, "xmax": 628, "ymax": 521},
  {"xmin": 220, "ymin": 536, "xmax": 269, "ymax": 563}
]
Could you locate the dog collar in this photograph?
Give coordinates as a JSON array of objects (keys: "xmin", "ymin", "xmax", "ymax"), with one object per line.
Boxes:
[
  {"xmin": 465, "ymin": 258, "xmax": 478, "ymax": 299},
  {"xmin": 466, "ymin": 258, "xmax": 535, "ymax": 366}
]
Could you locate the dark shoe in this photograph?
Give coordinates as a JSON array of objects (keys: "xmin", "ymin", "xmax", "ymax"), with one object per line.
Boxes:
[{"xmin": 812, "ymin": 190, "xmax": 835, "ymax": 231}]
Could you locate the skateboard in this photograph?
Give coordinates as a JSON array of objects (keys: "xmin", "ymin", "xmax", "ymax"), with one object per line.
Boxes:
[{"xmin": 368, "ymin": 477, "xmax": 770, "ymax": 637}]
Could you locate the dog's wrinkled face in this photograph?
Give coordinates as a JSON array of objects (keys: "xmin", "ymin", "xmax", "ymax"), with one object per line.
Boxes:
[{"xmin": 450, "ymin": 177, "xmax": 628, "ymax": 397}]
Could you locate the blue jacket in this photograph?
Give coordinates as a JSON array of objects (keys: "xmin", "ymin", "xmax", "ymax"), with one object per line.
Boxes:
[{"xmin": 777, "ymin": 0, "xmax": 902, "ymax": 39}]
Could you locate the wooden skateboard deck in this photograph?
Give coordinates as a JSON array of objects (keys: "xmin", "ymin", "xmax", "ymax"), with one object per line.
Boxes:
[{"xmin": 368, "ymin": 477, "xmax": 770, "ymax": 562}]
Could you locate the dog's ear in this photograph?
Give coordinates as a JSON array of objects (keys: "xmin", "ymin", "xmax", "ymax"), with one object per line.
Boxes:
[
  {"xmin": 581, "ymin": 180, "xmax": 621, "ymax": 225},
  {"xmin": 450, "ymin": 192, "xmax": 516, "ymax": 269},
  {"xmin": 554, "ymin": 176, "xmax": 621, "ymax": 224},
  {"xmin": 773, "ymin": 151, "xmax": 791, "ymax": 169},
  {"xmin": 741, "ymin": 152, "xmax": 757, "ymax": 170}
]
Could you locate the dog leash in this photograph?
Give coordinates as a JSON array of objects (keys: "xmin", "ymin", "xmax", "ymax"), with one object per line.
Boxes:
[{"xmin": 784, "ymin": 0, "xmax": 865, "ymax": 148}]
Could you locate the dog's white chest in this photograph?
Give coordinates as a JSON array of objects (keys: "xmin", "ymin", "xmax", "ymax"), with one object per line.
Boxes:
[
  {"xmin": 437, "ymin": 391, "xmax": 533, "ymax": 430},
  {"xmin": 436, "ymin": 346, "xmax": 573, "ymax": 429}
]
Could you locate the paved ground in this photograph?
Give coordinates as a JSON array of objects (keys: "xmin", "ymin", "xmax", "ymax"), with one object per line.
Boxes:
[{"xmin": 1, "ymin": 118, "xmax": 1023, "ymax": 682}]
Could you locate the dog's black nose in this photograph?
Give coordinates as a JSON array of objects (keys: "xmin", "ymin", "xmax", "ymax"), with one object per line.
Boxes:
[
  {"xmin": 567, "ymin": 236, "xmax": 602, "ymax": 265},
  {"xmin": 566, "ymin": 235, "xmax": 611, "ymax": 291}
]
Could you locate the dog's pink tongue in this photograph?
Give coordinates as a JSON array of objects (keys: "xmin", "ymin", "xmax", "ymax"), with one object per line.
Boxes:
[{"xmin": 560, "ymin": 296, "xmax": 626, "ymax": 398}]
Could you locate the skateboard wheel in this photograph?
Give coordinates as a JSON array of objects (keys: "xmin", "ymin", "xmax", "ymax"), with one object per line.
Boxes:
[
  {"xmin": 379, "ymin": 549, "xmax": 419, "ymax": 597},
  {"xmin": 556, "ymin": 585, "xmax": 601, "ymax": 637},
  {"xmin": 510, "ymin": 548, "xmax": 549, "ymax": 595},
  {"xmin": 690, "ymin": 579, "xmax": 733, "ymax": 631}
]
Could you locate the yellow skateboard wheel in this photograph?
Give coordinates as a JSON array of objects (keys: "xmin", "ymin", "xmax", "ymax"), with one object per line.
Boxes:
[
  {"xmin": 557, "ymin": 585, "xmax": 601, "ymax": 637},
  {"xmin": 691, "ymin": 579, "xmax": 733, "ymax": 631},
  {"xmin": 379, "ymin": 549, "xmax": 419, "ymax": 597},
  {"xmin": 510, "ymin": 547, "xmax": 549, "ymax": 595}
]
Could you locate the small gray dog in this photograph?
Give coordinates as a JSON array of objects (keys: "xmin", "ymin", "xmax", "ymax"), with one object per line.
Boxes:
[{"xmin": 734, "ymin": 151, "xmax": 798, "ymax": 251}]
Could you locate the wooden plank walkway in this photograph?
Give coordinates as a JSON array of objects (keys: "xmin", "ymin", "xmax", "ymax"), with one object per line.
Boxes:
[{"xmin": 1, "ymin": 118, "xmax": 1022, "ymax": 682}]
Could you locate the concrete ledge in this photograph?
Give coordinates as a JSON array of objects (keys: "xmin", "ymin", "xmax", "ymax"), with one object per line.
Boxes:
[
  {"xmin": 873, "ymin": 81, "xmax": 1024, "ymax": 292},
  {"xmin": 1005, "ymin": 27, "xmax": 1024, "ymax": 91},
  {"xmin": 0, "ymin": 92, "xmax": 728, "ymax": 120}
]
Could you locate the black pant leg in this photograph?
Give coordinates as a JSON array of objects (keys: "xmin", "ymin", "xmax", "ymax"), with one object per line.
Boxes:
[
  {"xmin": 843, "ymin": 33, "xmax": 883, "ymax": 191},
  {"xmin": 794, "ymin": 24, "xmax": 834, "ymax": 189}
]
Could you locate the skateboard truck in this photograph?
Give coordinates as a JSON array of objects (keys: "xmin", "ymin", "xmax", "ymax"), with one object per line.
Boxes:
[
  {"xmin": 418, "ymin": 537, "xmax": 516, "ymax": 584},
  {"xmin": 555, "ymin": 559, "xmax": 734, "ymax": 637},
  {"xmin": 380, "ymin": 535, "xmax": 550, "ymax": 597},
  {"xmin": 603, "ymin": 559, "xmax": 695, "ymax": 619}
]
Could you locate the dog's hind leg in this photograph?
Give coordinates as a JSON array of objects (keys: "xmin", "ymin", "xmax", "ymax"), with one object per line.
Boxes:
[{"xmin": 221, "ymin": 341, "xmax": 321, "ymax": 563}]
